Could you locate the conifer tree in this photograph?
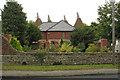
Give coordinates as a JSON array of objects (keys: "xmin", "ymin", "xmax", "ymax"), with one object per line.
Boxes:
[{"xmin": 2, "ymin": 0, "xmax": 28, "ymax": 46}]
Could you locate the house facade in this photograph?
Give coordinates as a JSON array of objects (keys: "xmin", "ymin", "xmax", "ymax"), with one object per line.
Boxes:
[{"xmin": 35, "ymin": 13, "xmax": 83, "ymax": 48}]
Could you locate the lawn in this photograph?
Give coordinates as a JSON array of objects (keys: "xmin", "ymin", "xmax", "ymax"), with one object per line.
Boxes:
[{"xmin": 2, "ymin": 64, "xmax": 118, "ymax": 71}]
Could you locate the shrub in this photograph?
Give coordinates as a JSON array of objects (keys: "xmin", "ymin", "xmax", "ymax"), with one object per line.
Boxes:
[
  {"xmin": 102, "ymin": 47, "xmax": 109, "ymax": 52},
  {"xmin": 23, "ymin": 45, "xmax": 31, "ymax": 52},
  {"xmin": 85, "ymin": 44, "xmax": 100, "ymax": 52},
  {"xmin": 49, "ymin": 44, "xmax": 56, "ymax": 52},
  {"xmin": 77, "ymin": 43, "xmax": 85, "ymax": 52},
  {"xmin": 72, "ymin": 43, "xmax": 85, "ymax": 52},
  {"xmin": 72, "ymin": 47, "xmax": 81, "ymax": 52},
  {"xmin": 31, "ymin": 44, "xmax": 43, "ymax": 50},
  {"xmin": 59, "ymin": 43, "xmax": 73, "ymax": 52},
  {"xmin": 10, "ymin": 37, "xmax": 23, "ymax": 51},
  {"xmin": 60, "ymin": 38, "xmax": 64, "ymax": 47}
]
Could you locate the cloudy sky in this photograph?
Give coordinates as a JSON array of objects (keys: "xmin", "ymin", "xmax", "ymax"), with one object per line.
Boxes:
[{"xmin": 0, "ymin": 0, "xmax": 120, "ymax": 26}]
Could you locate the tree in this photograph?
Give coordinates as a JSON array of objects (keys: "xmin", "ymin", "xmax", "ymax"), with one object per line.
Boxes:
[
  {"xmin": 97, "ymin": 2, "xmax": 120, "ymax": 42},
  {"xmin": 90, "ymin": 22, "xmax": 100, "ymax": 41},
  {"xmin": 70, "ymin": 24, "xmax": 95, "ymax": 48},
  {"xmin": 2, "ymin": 1, "xmax": 28, "ymax": 46},
  {"xmin": 26, "ymin": 21, "xmax": 42, "ymax": 46}
]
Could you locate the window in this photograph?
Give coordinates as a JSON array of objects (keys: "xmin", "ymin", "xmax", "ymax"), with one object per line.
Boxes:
[{"xmin": 62, "ymin": 32, "xmax": 66, "ymax": 38}]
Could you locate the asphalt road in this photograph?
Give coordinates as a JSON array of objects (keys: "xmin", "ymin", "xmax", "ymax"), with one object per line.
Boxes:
[{"xmin": 1, "ymin": 74, "xmax": 120, "ymax": 80}]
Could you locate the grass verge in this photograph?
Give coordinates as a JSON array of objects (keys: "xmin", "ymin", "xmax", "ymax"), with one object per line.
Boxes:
[{"xmin": 2, "ymin": 64, "xmax": 118, "ymax": 71}]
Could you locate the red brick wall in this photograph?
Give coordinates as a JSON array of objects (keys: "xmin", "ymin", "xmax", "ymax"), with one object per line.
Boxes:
[
  {"xmin": 42, "ymin": 32, "xmax": 72, "ymax": 40},
  {"xmin": 47, "ymin": 32, "xmax": 62, "ymax": 39},
  {"xmin": 66, "ymin": 32, "xmax": 72, "ymax": 39},
  {"xmin": 41, "ymin": 32, "xmax": 46, "ymax": 40},
  {"xmin": 100, "ymin": 39, "xmax": 109, "ymax": 52}
]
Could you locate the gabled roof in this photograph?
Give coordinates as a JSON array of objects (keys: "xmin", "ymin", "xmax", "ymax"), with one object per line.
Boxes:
[
  {"xmin": 38, "ymin": 20, "xmax": 75, "ymax": 32},
  {"xmin": 48, "ymin": 20, "xmax": 75, "ymax": 31},
  {"xmin": 38, "ymin": 22, "xmax": 57, "ymax": 31}
]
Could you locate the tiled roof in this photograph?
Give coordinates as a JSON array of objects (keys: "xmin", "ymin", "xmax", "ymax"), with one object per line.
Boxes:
[
  {"xmin": 48, "ymin": 20, "xmax": 75, "ymax": 31},
  {"xmin": 38, "ymin": 20, "xmax": 75, "ymax": 32},
  {"xmin": 38, "ymin": 22, "xmax": 57, "ymax": 31}
]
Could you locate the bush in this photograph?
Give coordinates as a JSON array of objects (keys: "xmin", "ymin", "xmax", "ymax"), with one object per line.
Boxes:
[
  {"xmin": 10, "ymin": 37, "xmax": 23, "ymax": 51},
  {"xmin": 23, "ymin": 45, "xmax": 31, "ymax": 52},
  {"xmin": 72, "ymin": 47, "xmax": 81, "ymax": 52},
  {"xmin": 72, "ymin": 43, "xmax": 85, "ymax": 52},
  {"xmin": 59, "ymin": 38, "xmax": 64, "ymax": 47},
  {"xmin": 77, "ymin": 43, "xmax": 85, "ymax": 52},
  {"xmin": 31, "ymin": 44, "xmax": 43, "ymax": 50},
  {"xmin": 59, "ymin": 43, "xmax": 73, "ymax": 52},
  {"xmin": 49, "ymin": 44, "xmax": 56, "ymax": 52},
  {"xmin": 85, "ymin": 44, "xmax": 100, "ymax": 52},
  {"xmin": 102, "ymin": 47, "xmax": 109, "ymax": 52}
]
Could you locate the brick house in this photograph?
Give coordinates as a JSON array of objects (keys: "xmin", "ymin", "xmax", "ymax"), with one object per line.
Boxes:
[{"xmin": 35, "ymin": 13, "xmax": 83, "ymax": 49}]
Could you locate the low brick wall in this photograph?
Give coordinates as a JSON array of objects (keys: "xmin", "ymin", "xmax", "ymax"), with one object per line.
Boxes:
[{"xmin": 2, "ymin": 53, "xmax": 119, "ymax": 65}]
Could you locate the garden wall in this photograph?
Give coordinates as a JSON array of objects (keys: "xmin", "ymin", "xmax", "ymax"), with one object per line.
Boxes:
[
  {"xmin": 1, "ymin": 35, "xmax": 120, "ymax": 65},
  {"xmin": 2, "ymin": 53, "xmax": 119, "ymax": 65}
]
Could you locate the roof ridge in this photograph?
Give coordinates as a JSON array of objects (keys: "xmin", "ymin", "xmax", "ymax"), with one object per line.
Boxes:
[
  {"xmin": 42, "ymin": 22, "xmax": 58, "ymax": 23},
  {"xmin": 46, "ymin": 20, "xmax": 63, "ymax": 31}
]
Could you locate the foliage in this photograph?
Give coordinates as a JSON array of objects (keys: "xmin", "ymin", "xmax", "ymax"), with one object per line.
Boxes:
[
  {"xmin": 23, "ymin": 45, "xmax": 31, "ymax": 52},
  {"xmin": 77, "ymin": 43, "xmax": 85, "ymax": 52},
  {"xmin": 72, "ymin": 43, "xmax": 85, "ymax": 52},
  {"xmin": 70, "ymin": 24, "xmax": 95, "ymax": 48},
  {"xmin": 59, "ymin": 43, "xmax": 73, "ymax": 52},
  {"xmin": 49, "ymin": 44, "xmax": 56, "ymax": 52},
  {"xmin": 85, "ymin": 44, "xmax": 100, "ymax": 52},
  {"xmin": 2, "ymin": 1, "xmax": 28, "ymax": 46},
  {"xmin": 26, "ymin": 21, "xmax": 42, "ymax": 46},
  {"xmin": 102, "ymin": 47, "xmax": 109, "ymax": 53},
  {"xmin": 59, "ymin": 38, "xmax": 64, "ymax": 47},
  {"xmin": 10, "ymin": 37, "xmax": 23, "ymax": 51},
  {"xmin": 90, "ymin": 22, "xmax": 100, "ymax": 41},
  {"xmin": 97, "ymin": 2, "xmax": 120, "ymax": 42},
  {"xmin": 72, "ymin": 47, "xmax": 81, "ymax": 52}
]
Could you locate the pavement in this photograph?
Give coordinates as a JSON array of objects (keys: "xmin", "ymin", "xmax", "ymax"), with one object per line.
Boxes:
[{"xmin": 1, "ymin": 69, "xmax": 119, "ymax": 77}]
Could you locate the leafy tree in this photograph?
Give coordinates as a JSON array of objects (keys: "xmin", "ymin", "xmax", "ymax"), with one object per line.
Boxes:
[
  {"xmin": 90, "ymin": 22, "xmax": 100, "ymax": 41},
  {"xmin": 97, "ymin": 2, "xmax": 120, "ymax": 42},
  {"xmin": 2, "ymin": 1, "xmax": 28, "ymax": 46},
  {"xmin": 70, "ymin": 24, "xmax": 95, "ymax": 48},
  {"xmin": 26, "ymin": 21, "xmax": 42, "ymax": 46}
]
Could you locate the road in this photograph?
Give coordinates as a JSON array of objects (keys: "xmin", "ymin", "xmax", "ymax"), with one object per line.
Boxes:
[{"xmin": 1, "ymin": 74, "xmax": 120, "ymax": 80}]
